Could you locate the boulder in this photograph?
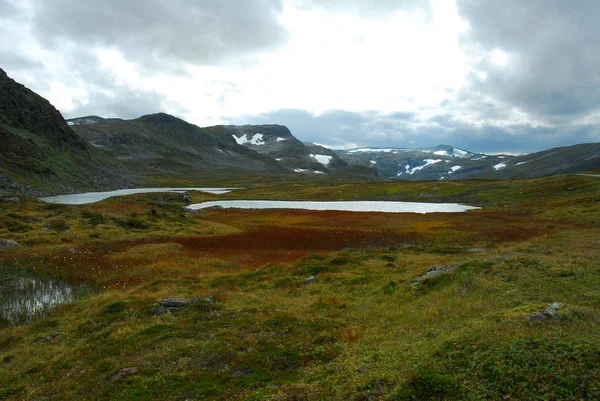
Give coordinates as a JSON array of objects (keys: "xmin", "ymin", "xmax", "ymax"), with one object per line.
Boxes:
[
  {"xmin": 181, "ymin": 192, "xmax": 192, "ymax": 204},
  {"xmin": 303, "ymin": 276, "xmax": 316, "ymax": 285},
  {"xmin": 0, "ymin": 239, "xmax": 19, "ymax": 249}
]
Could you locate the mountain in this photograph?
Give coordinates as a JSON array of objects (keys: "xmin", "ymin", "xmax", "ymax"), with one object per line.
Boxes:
[
  {"xmin": 336, "ymin": 143, "xmax": 600, "ymax": 181},
  {"xmin": 0, "ymin": 68, "xmax": 137, "ymax": 195},
  {"xmin": 204, "ymin": 125, "xmax": 377, "ymax": 178},
  {"xmin": 68, "ymin": 114, "xmax": 290, "ymax": 181}
]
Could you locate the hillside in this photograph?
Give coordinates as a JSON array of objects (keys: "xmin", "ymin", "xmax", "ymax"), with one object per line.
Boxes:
[
  {"xmin": 0, "ymin": 69, "xmax": 137, "ymax": 195},
  {"xmin": 68, "ymin": 114, "xmax": 291, "ymax": 183}
]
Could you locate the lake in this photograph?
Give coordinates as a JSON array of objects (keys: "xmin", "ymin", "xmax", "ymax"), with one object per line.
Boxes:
[
  {"xmin": 40, "ymin": 187, "xmax": 234, "ymax": 205},
  {"xmin": 0, "ymin": 267, "xmax": 92, "ymax": 326},
  {"xmin": 186, "ymin": 200, "xmax": 480, "ymax": 213}
]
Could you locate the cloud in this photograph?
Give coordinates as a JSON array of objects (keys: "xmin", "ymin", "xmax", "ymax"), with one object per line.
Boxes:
[
  {"xmin": 300, "ymin": 0, "xmax": 432, "ymax": 16},
  {"xmin": 29, "ymin": 0, "xmax": 288, "ymax": 70},
  {"xmin": 457, "ymin": 0, "xmax": 600, "ymax": 124}
]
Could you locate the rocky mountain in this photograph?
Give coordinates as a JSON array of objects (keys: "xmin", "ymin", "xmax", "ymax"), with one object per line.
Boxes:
[
  {"xmin": 68, "ymin": 114, "xmax": 289, "ymax": 180},
  {"xmin": 336, "ymin": 143, "xmax": 600, "ymax": 181},
  {"xmin": 0, "ymin": 68, "xmax": 137, "ymax": 195},
  {"xmin": 204, "ymin": 124, "xmax": 376, "ymax": 178}
]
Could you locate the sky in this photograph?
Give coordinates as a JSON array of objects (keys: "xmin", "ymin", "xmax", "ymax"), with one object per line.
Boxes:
[{"xmin": 1, "ymin": 0, "xmax": 599, "ymax": 153}]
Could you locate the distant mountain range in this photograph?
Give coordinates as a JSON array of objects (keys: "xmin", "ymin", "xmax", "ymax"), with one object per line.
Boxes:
[{"xmin": 1, "ymin": 67, "xmax": 599, "ymax": 195}]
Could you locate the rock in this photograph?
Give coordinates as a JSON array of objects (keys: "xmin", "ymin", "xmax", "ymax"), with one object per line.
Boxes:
[
  {"xmin": 303, "ymin": 276, "xmax": 316, "ymax": 285},
  {"xmin": 0, "ymin": 239, "xmax": 19, "ymax": 249},
  {"xmin": 468, "ymin": 247, "xmax": 486, "ymax": 252},
  {"xmin": 544, "ymin": 302, "xmax": 562, "ymax": 318},
  {"xmin": 35, "ymin": 332, "xmax": 62, "ymax": 343},
  {"xmin": 526, "ymin": 313, "xmax": 546, "ymax": 321},
  {"xmin": 110, "ymin": 367, "xmax": 138, "ymax": 382},
  {"xmin": 148, "ymin": 306, "xmax": 168, "ymax": 316},
  {"xmin": 415, "ymin": 264, "xmax": 459, "ymax": 282},
  {"xmin": 526, "ymin": 302, "xmax": 563, "ymax": 321},
  {"xmin": 181, "ymin": 192, "xmax": 192, "ymax": 204},
  {"xmin": 157, "ymin": 298, "xmax": 190, "ymax": 308},
  {"xmin": 191, "ymin": 296, "xmax": 214, "ymax": 304}
]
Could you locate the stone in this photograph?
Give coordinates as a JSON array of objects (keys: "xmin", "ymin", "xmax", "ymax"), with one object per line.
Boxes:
[
  {"xmin": 544, "ymin": 302, "xmax": 563, "ymax": 318},
  {"xmin": 526, "ymin": 302, "xmax": 563, "ymax": 321},
  {"xmin": 181, "ymin": 192, "xmax": 192, "ymax": 204},
  {"xmin": 415, "ymin": 264, "xmax": 459, "ymax": 282},
  {"xmin": 0, "ymin": 239, "xmax": 19, "ymax": 249},
  {"xmin": 157, "ymin": 298, "xmax": 190, "ymax": 308},
  {"xmin": 35, "ymin": 332, "xmax": 62, "ymax": 343},
  {"xmin": 110, "ymin": 367, "xmax": 138, "ymax": 382},
  {"xmin": 148, "ymin": 306, "xmax": 168, "ymax": 316},
  {"xmin": 468, "ymin": 247, "xmax": 486, "ymax": 252},
  {"xmin": 303, "ymin": 276, "xmax": 316, "ymax": 285}
]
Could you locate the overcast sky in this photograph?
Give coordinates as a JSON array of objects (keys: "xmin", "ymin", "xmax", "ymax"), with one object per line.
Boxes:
[{"xmin": 1, "ymin": 0, "xmax": 599, "ymax": 153}]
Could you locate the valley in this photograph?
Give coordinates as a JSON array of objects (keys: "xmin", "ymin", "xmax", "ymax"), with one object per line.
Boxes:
[{"xmin": 0, "ymin": 175, "xmax": 599, "ymax": 400}]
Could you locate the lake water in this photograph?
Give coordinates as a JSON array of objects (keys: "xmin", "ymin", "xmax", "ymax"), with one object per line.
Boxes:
[
  {"xmin": 40, "ymin": 187, "xmax": 234, "ymax": 205},
  {"xmin": 186, "ymin": 200, "xmax": 480, "ymax": 214},
  {"xmin": 0, "ymin": 268, "xmax": 92, "ymax": 326}
]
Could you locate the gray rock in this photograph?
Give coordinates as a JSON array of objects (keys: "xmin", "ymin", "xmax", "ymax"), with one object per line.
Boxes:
[
  {"xmin": 148, "ymin": 306, "xmax": 168, "ymax": 316},
  {"xmin": 544, "ymin": 302, "xmax": 563, "ymax": 318},
  {"xmin": 468, "ymin": 247, "xmax": 486, "ymax": 252},
  {"xmin": 526, "ymin": 302, "xmax": 563, "ymax": 321},
  {"xmin": 181, "ymin": 192, "xmax": 192, "ymax": 204},
  {"xmin": 110, "ymin": 367, "xmax": 138, "ymax": 382},
  {"xmin": 157, "ymin": 298, "xmax": 190, "ymax": 308},
  {"xmin": 35, "ymin": 332, "xmax": 62, "ymax": 343},
  {"xmin": 415, "ymin": 264, "xmax": 459, "ymax": 282},
  {"xmin": 303, "ymin": 276, "xmax": 316, "ymax": 285},
  {"xmin": 0, "ymin": 239, "xmax": 19, "ymax": 249}
]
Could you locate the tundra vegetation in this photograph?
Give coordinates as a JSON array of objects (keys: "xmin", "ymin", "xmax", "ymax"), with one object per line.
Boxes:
[{"xmin": 0, "ymin": 175, "xmax": 599, "ymax": 400}]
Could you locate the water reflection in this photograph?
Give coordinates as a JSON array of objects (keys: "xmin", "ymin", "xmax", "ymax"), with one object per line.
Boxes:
[{"xmin": 0, "ymin": 272, "xmax": 91, "ymax": 326}]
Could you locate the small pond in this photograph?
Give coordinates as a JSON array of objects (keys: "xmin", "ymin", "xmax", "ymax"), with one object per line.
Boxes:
[
  {"xmin": 186, "ymin": 200, "xmax": 480, "ymax": 213},
  {"xmin": 0, "ymin": 267, "xmax": 92, "ymax": 326},
  {"xmin": 40, "ymin": 187, "xmax": 234, "ymax": 205}
]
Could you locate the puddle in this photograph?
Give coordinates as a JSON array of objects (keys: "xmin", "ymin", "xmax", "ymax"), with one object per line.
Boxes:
[{"xmin": 0, "ymin": 267, "xmax": 92, "ymax": 326}]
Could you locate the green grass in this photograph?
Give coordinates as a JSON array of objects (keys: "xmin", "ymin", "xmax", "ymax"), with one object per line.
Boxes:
[{"xmin": 0, "ymin": 177, "xmax": 599, "ymax": 399}]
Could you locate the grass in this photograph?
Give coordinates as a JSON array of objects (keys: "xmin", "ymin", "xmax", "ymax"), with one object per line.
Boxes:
[{"xmin": 0, "ymin": 175, "xmax": 599, "ymax": 399}]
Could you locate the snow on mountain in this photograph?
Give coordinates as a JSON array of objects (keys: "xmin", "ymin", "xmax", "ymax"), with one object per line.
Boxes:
[
  {"xmin": 310, "ymin": 154, "xmax": 332, "ymax": 165},
  {"xmin": 493, "ymin": 162, "xmax": 507, "ymax": 170},
  {"xmin": 232, "ymin": 133, "xmax": 265, "ymax": 146}
]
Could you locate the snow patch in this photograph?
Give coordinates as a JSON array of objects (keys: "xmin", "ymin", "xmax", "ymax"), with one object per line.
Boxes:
[
  {"xmin": 406, "ymin": 159, "xmax": 442, "ymax": 174},
  {"xmin": 310, "ymin": 154, "xmax": 333, "ymax": 165},
  {"xmin": 294, "ymin": 168, "xmax": 308, "ymax": 173},
  {"xmin": 434, "ymin": 150, "xmax": 449, "ymax": 156},
  {"xmin": 67, "ymin": 121, "xmax": 75, "ymax": 126},
  {"xmin": 275, "ymin": 158, "xmax": 282, "ymax": 161},
  {"xmin": 314, "ymin": 171, "xmax": 325, "ymax": 174},
  {"xmin": 276, "ymin": 137, "xmax": 287, "ymax": 142},
  {"xmin": 453, "ymin": 149, "xmax": 468, "ymax": 158},
  {"xmin": 232, "ymin": 133, "xmax": 265, "ymax": 145},
  {"xmin": 448, "ymin": 165, "xmax": 462, "ymax": 174},
  {"xmin": 493, "ymin": 163, "xmax": 506, "ymax": 170},
  {"xmin": 515, "ymin": 161, "xmax": 528, "ymax": 166},
  {"xmin": 370, "ymin": 160, "xmax": 377, "ymax": 164}
]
